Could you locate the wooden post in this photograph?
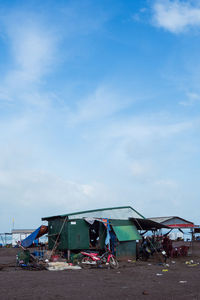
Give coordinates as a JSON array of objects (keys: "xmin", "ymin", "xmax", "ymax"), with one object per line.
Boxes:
[{"xmin": 67, "ymin": 250, "xmax": 71, "ymax": 261}]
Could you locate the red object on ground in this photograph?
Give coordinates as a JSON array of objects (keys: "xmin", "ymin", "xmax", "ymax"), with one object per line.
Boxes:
[{"xmin": 51, "ymin": 255, "xmax": 59, "ymax": 262}]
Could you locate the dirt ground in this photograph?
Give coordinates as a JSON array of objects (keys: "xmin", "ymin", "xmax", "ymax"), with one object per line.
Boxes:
[{"xmin": 0, "ymin": 243, "xmax": 200, "ymax": 300}]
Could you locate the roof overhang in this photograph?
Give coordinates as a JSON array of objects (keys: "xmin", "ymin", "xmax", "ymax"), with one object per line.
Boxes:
[{"xmin": 130, "ymin": 218, "xmax": 170, "ymax": 230}]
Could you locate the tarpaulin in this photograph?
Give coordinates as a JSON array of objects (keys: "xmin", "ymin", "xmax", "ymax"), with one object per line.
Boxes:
[
  {"xmin": 112, "ymin": 225, "xmax": 141, "ymax": 241},
  {"xmin": 21, "ymin": 226, "xmax": 47, "ymax": 248},
  {"xmin": 101, "ymin": 218, "xmax": 111, "ymax": 249}
]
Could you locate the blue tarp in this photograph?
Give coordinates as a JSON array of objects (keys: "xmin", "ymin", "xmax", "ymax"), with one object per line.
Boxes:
[{"xmin": 21, "ymin": 226, "xmax": 41, "ymax": 248}]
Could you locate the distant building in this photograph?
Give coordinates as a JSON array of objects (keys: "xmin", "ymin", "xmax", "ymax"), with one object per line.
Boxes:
[
  {"xmin": 12, "ymin": 229, "xmax": 34, "ymax": 246},
  {"xmin": 149, "ymin": 216, "xmax": 194, "ymax": 228}
]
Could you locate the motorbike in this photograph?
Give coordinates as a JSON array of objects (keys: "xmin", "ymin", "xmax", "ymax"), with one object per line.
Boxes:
[
  {"xmin": 138, "ymin": 245, "xmax": 152, "ymax": 261},
  {"xmin": 80, "ymin": 249, "xmax": 119, "ymax": 269}
]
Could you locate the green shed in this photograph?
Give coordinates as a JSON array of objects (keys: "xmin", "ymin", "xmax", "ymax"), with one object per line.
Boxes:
[{"xmin": 42, "ymin": 206, "xmax": 144, "ymax": 259}]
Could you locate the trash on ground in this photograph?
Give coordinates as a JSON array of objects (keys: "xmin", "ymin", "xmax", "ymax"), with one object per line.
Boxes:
[
  {"xmin": 47, "ymin": 262, "xmax": 81, "ymax": 271},
  {"xmin": 179, "ymin": 281, "xmax": 187, "ymax": 283},
  {"xmin": 165, "ymin": 264, "xmax": 170, "ymax": 267},
  {"xmin": 156, "ymin": 273, "xmax": 163, "ymax": 276},
  {"xmin": 162, "ymin": 269, "xmax": 168, "ymax": 272},
  {"xmin": 142, "ymin": 291, "xmax": 149, "ymax": 295},
  {"xmin": 188, "ymin": 264, "xmax": 198, "ymax": 267},
  {"xmin": 185, "ymin": 260, "xmax": 198, "ymax": 267}
]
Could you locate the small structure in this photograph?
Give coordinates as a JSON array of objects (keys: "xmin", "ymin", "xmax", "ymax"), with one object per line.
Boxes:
[
  {"xmin": 149, "ymin": 216, "xmax": 196, "ymax": 241},
  {"xmin": 149, "ymin": 216, "xmax": 194, "ymax": 229},
  {"xmin": 42, "ymin": 206, "xmax": 145, "ymax": 259},
  {"xmin": 0, "ymin": 232, "xmax": 12, "ymax": 246},
  {"xmin": 12, "ymin": 229, "xmax": 35, "ymax": 247}
]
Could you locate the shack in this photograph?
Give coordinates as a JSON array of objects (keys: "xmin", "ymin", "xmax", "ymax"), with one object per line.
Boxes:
[
  {"xmin": 149, "ymin": 216, "xmax": 194, "ymax": 229},
  {"xmin": 42, "ymin": 206, "xmax": 145, "ymax": 259}
]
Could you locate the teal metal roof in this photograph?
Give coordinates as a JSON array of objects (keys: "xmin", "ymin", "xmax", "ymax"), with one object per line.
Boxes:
[
  {"xmin": 112, "ymin": 225, "xmax": 142, "ymax": 241},
  {"xmin": 42, "ymin": 206, "xmax": 145, "ymax": 221}
]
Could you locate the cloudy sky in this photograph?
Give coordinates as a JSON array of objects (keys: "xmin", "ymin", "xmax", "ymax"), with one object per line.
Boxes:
[{"xmin": 0, "ymin": 0, "xmax": 200, "ymax": 231}]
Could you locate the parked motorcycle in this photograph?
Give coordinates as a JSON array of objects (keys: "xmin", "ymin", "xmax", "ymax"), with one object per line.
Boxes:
[{"xmin": 80, "ymin": 249, "xmax": 119, "ymax": 269}]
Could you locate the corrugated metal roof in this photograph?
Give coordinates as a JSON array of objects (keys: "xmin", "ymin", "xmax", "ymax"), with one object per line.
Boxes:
[
  {"xmin": 131, "ymin": 218, "xmax": 170, "ymax": 230},
  {"xmin": 42, "ymin": 206, "xmax": 145, "ymax": 221},
  {"xmin": 112, "ymin": 225, "xmax": 142, "ymax": 241},
  {"xmin": 149, "ymin": 216, "xmax": 193, "ymax": 225}
]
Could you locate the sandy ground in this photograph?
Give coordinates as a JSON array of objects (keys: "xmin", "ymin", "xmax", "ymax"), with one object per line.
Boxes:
[{"xmin": 0, "ymin": 244, "xmax": 200, "ymax": 300}]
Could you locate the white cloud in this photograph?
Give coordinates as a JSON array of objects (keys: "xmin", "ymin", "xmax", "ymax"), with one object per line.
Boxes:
[
  {"xmin": 4, "ymin": 23, "xmax": 57, "ymax": 86},
  {"xmin": 106, "ymin": 118, "xmax": 193, "ymax": 141},
  {"xmin": 130, "ymin": 160, "xmax": 154, "ymax": 179},
  {"xmin": 154, "ymin": 179, "xmax": 178, "ymax": 188},
  {"xmin": 0, "ymin": 169, "xmax": 117, "ymax": 230},
  {"xmin": 152, "ymin": 0, "xmax": 200, "ymax": 33},
  {"xmin": 67, "ymin": 86, "xmax": 131, "ymax": 125},
  {"xmin": 179, "ymin": 92, "xmax": 200, "ymax": 106}
]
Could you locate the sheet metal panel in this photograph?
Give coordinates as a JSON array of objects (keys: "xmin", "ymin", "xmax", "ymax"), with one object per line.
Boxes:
[
  {"xmin": 116, "ymin": 241, "xmax": 136, "ymax": 259},
  {"xmin": 113, "ymin": 225, "xmax": 141, "ymax": 241},
  {"xmin": 67, "ymin": 219, "xmax": 89, "ymax": 250}
]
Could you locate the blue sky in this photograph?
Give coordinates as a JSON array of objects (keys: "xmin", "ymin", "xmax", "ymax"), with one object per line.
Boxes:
[{"xmin": 0, "ymin": 0, "xmax": 200, "ymax": 231}]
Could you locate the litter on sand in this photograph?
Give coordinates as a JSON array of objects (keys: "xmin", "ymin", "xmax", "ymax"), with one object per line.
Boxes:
[
  {"xmin": 156, "ymin": 273, "xmax": 163, "ymax": 276},
  {"xmin": 179, "ymin": 281, "xmax": 187, "ymax": 284},
  {"xmin": 162, "ymin": 269, "xmax": 168, "ymax": 272},
  {"xmin": 128, "ymin": 259, "xmax": 136, "ymax": 263},
  {"xmin": 47, "ymin": 262, "xmax": 82, "ymax": 271},
  {"xmin": 188, "ymin": 264, "xmax": 198, "ymax": 267},
  {"xmin": 142, "ymin": 291, "xmax": 149, "ymax": 295},
  {"xmin": 185, "ymin": 260, "xmax": 199, "ymax": 267},
  {"xmin": 165, "ymin": 264, "xmax": 170, "ymax": 267}
]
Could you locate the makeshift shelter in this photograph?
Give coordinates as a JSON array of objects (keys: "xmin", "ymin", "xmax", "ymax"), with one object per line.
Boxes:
[
  {"xmin": 149, "ymin": 216, "xmax": 194, "ymax": 229},
  {"xmin": 149, "ymin": 216, "xmax": 197, "ymax": 242},
  {"xmin": 42, "ymin": 206, "xmax": 145, "ymax": 259}
]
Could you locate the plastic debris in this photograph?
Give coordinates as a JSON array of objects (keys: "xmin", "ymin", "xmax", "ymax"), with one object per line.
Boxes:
[
  {"xmin": 179, "ymin": 281, "xmax": 187, "ymax": 284},
  {"xmin": 128, "ymin": 259, "xmax": 136, "ymax": 263},
  {"xmin": 188, "ymin": 264, "xmax": 198, "ymax": 267},
  {"xmin": 185, "ymin": 260, "xmax": 198, "ymax": 267},
  {"xmin": 47, "ymin": 262, "xmax": 81, "ymax": 271},
  {"xmin": 142, "ymin": 291, "xmax": 149, "ymax": 295},
  {"xmin": 156, "ymin": 273, "xmax": 163, "ymax": 276},
  {"xmin": 165, "ymin": 264, "xmax": 170, "ymax": 267},
  {"xmin": 162, "ymin": 269, "xmax": 168, "ymax": 272}
]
